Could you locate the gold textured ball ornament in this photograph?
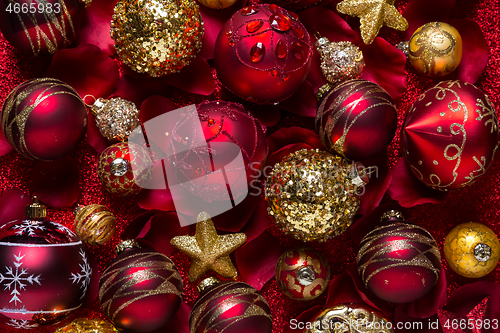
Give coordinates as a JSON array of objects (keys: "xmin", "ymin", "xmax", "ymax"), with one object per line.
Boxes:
[
  {"xmin": 444, "ymin": 222, "xmax": 500, "ymax": 278},
  {"xmin": 197, "ymin": 0, "xmax": 237, "ymax": 9},
  {"xmin": 54, "ymin": 318, "xmax": 118, "ymax": 333},
  {"xmin": 408, "ymin": 22, "xmax": 463, "ymax": 76},
  {"xmin": 111, "ymin": 0, "xmax": 205, "ymax": 77},
  {"xmin": 74, "ymin": 204, "xmax": 117, "ymax": 246},
  {"xmin": 90, "ymin": 97, "xmax": 141, "ymax": 142}
]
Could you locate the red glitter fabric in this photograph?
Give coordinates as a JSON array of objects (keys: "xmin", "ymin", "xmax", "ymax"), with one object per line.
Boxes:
[{"xmin": 0, "ymin": 0, "xmax": 499, "ymax": 332}]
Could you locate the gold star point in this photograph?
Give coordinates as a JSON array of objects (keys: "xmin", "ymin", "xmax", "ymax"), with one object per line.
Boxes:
[
  {"xmin": 171, "ymin": 212, "xmax": 247, "ymax": 282},
  {"xmin": 337, "ymin": 0, "xmax": 408, "ymax": 44}
]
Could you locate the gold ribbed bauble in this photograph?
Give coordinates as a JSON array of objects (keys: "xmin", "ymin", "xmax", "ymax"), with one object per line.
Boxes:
[{"xmin": 74, "ymin": 204, "xmax": 116, "ymax": 246}]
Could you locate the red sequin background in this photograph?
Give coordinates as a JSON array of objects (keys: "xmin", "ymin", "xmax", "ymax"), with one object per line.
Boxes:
[{"xmin": 0, "ymin": 0, "xmax": 499, "ymax": 332}]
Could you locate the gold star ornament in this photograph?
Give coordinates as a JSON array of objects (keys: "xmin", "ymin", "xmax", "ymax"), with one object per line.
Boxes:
[
  {"xmin": 171, "ymin": 212, "xmax": 247, "ymax": 282},
  {"xmin": 337, "ymin": 0, "xmax": 408, "ymax": 44}
]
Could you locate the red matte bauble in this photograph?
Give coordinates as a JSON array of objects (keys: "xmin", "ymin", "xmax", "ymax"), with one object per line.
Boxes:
[
  {"xmin": 0, "ymin": 218, "xmax": 91, "ymax": 325},
  {"xmin": 401, "ymin": 80, "xmax": 499, "ymax": 190},
  {"xmin": 316, "ymin": 80, "xmax": 397, "ymax": 161},
  {"xmin": 99, "ymin": 246, "xmax": 183, "ymax": 332},
  {"xmin": 97, "ymin": 142, "xmax": 153, "ymax": 196},
  {"xmin": 0, "ymin": 0, "xmax": 83, "ymax": 56},
  {"xmin": 357, "ymin": 218, "xmax": 441, "ymax": 303},
  {"xmin": 275, "ymin": 247, "xmax": 330, "ymax": 301},
  {"xmin": 190, "ymin": 280, "xmax": 273, "ymax": 333},
  {"xmin": 214, "ymin": 4, "xmax": 312, "ymax": 104},
  {"xmin": 1, "ymin": 78, "xmax": 88, "ymax": 161}
]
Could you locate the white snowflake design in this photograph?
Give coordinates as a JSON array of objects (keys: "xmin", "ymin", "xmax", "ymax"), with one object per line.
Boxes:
[
  {"xmin": 6, "ymin": 318, "xmax": 38, "ymax": 329},
  {"xmin": 49, "ymin": 221, "xmax": 77, "ymax": 238},
  {"xmin": 0, "ymin": 252, "xmax": 41, "ymax": 306},
  {"xmin": 70, "ymin": 249, "xmax": 91, "ymax": 299},
  {"xmin": 12, "ymin": 220, "xmax": 46, "ymax": 236}
]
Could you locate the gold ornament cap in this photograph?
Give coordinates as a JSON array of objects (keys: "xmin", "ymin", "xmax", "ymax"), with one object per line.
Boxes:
[
  {"xmin": 25, "ymin": 196, "xmax": 46, "ymax": 219},
  {"xmin": 380, "ymin": 210, "xmax": 405, "ymax": 222},
  {"xmin": 115, "ymin": 239, "xmax": 141, "ymax": 255},
  {"xmin": 197, "ymin": 277, "xmax": 220, "ymax": 293}
]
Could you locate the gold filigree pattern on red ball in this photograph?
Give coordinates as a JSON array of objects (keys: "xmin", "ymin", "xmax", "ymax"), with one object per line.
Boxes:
[{"xmin": 275, "ymin": 247, "xmax": 330, "ymax": 301}]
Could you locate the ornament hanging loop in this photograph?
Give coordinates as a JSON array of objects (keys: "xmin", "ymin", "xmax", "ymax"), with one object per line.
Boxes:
[{"xmin": 83, "ymin": 95, "xmax": 97, "ymax": 108}]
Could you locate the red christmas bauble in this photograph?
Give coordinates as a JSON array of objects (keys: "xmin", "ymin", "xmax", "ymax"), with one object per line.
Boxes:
[
  {"xmin": 316, "ymin": 80, "xmax": 397, "ymax": 161},
  {"xmin": 275, "ymin": 247, "xmax": 330, "ymax": 301},
  {"xmin": 99, "ymin": 241, "xmax": 183, "ymax": 332},
  {"xmin": 357, "ymin": 213, "xmax": 441, "ymax": 303},
  {"xmin": 190, "ymin": 278, "xmax": 273, "ymax": 333},
  {"xmin": 97, "ymin": 142, "xmax": 153, "ymax": 196},
  {"xmin": 0, "ymin": 200, "xmax": 91, "ymax": 326},
  {"xmin": 271, "ymin": 0, "xmax": 322, "ymax": 10},
  {"xmin": 1, "ymin": 78, "xmax": 87, "ymax": 161},
  {"xmin": 214, "ymin": 4, "xmax": 312, "ymax": 104},
  {"xmin": 0, "ymin": 0, "xmax": 84, "ymax": 56},
  {"xmin": 401, "ymin": 80, "xmax": 499, "ymax": 190}
]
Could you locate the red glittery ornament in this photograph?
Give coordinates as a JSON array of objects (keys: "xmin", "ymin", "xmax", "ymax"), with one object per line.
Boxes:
[
  {"xmin": 316, "ymin": 80, "xmax": 397, "ymax": 161},
  {"xmin": 401, "ymin": 80, "xmax": 499, "ymax": 191},
  {"xmin": 215, "ymin": 4, "xmax": 312, "ymax": 104},
  {"xmin": 0, "ymin": 198, "xmax": 91, "ymax": 326},
  {"xmin": 99, "ymin": 240, "xmax": 183, "ymax": 332},
  {"xmin": 190, "ymin": 278, "xmax": 273, "ymax": 333},
  {"xmin": 97, "ymin": 142, "xmax": 153, "ymax": 196},
  {"xmin": 275, "ymin": 247, "xmax": 330, "ymax": 301},
  {"xmin": 0, "ymin": 0, "xmax": 84, "ymax": 56},
  {"xmin": 1, "ymin": 78, "xmax": 87, "ymax": 160},
  {"xmin": 357, "ymin": 212, "xmax": 441, "ymax": 304}
]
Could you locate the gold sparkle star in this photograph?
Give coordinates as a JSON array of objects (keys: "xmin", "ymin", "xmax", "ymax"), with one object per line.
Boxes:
[
  {"xmin": 337, "ymin": 0, "xmax": 408, "ymax": 44},
  {"xmin": 170, "ymin": 212, "xmax": 247, "ymax": 282}
]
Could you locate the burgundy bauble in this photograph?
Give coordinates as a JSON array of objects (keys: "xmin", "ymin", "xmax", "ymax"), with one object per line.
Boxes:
[
  {"xmin": 190, "ymin": 278, "xmax": 273, "ymax": 333},
  {"xmin": 215, "ymin": 4, "xmax": 312, "ymax": 104},
  {"xmin": 97, "ymin": 142, "xmax": 153, "ymax": 196},
  {"xmin": 1, "ymin": 78, "xmax": 87, "ymax": 160},
  {"xmin": 275, "ymin": 247, "xmax": 330, "ymax": 301},
  {"xmin": 0, "ymin": 199, "xmax": 91, "ymax": 326},
  {"xmin": 99, "ymin": 241, "xmax": 183, "ymax": 332},
  {"xmin": 316, "ymin": 80, "xmax": 397, "ymax": 161},
  {"xmin": 401, "ymin": 80, "xmax": 499, "ymax": 190},
  {"xmin": 357, "ymin": 213, "xmax": 441, "ymax": 303},
  {"xmin": 0, "ymin": 0, "xmax": 84, "ymax": 56}
]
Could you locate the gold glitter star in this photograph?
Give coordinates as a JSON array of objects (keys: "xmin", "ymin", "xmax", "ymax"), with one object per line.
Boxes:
[
  {"xmin": 337, "ymin": 0, "xmax": 408, "ymax": 44},
  {"xmin": 170, "ymin": 212, "xmax": 247, "ymax": 282}
]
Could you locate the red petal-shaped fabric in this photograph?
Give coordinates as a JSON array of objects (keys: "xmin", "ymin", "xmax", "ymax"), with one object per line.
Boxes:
[
  {"xmin": 267, "ymin": 127, "xmax": 324, "ymax": 155},
  {"xmin": 31, "ymin": 156, "xmax": 80, "ymax": 208},
  {"xmin": 122, "ymin": 209, "xmax": 163, "ymax": 240},
  {"xmin": 346, "ymin": 263, "xmax": 392, "ymax": 313},
  {"xmin": 139, "ymin": 212, "xmax": 191, "ymax": 256},
  {"xmin": 235, "ymin": 231, "xmax": 283, "ymax": 290},
  {"xmin": 140, "ymin": 95, "xmax": 179, "ymax": 124},
  {"xmin": 285, "ymin": 305, "xmax": 323, "ymax": 333},
  {"xmin": 394, "ymin": 309, "xmax": 442, "ymax": 333},
  {"xmin": 87, "ymin": 111, "xmax": 112, "ymax": 153},
  {"xmin": 358, "ymin": 152, "xmax": 392, "ymax": 216},
  {"xmin": 325, "ymin": 272, "xmax": 365, "ymax": 307},
  {"xmin": 160, "ymin": 56, "xmax": 215, "ymax": 96},
  {"xmin": 81, "ymin": 252, "xmax": 100, "ymax": 306},
  {"xmin": 112, "ymin": 73, "xmax": 173, "ymax": 108},
  {"xmin": 44, "ymin": 44, "xmax": 119, "ymax": 99},
  {"xmin": 388, "ymin": 158, "xmax": 447, "ymax": 207},
  {"xmin": 0, "ymin": 130, "xmax": 13, "ymax": 157},
  {"xmin": 0, "ymin": 188, "xmax": 32, "ymax": 226},
  {"xmin": 359, "ymin": 38, "xmax": 407, "ymax": 101},
  {"xmin": 402, "ymin": 0, "xmax": 456, "ymax": 40},
  {"xmin": 244, "ymin": 103, "xmax": 281, "ymax": 127},
  {"xmin": 163, "ymin": 302, "xmax": 191, "ymax": 333},
  {"xmin": 241, "ymin": 195, "xmax": 273, "ymax": 242},
  {"xmin": 212, "ymin": 192, "xmax": 259, "ymax": 232},
  {"xmin": 278, "ymin": 81, "xmax": 317, "ymax": 118},
  {"xmin": 267, "ymin": 143, "xmax": 316, "ymax": 168},
  {"xmin": 76, "ymin": 0, "xmax": 118, "ymax": 55},
  {"xmin": 136, "ymin": 185, "xmax": 176, "ymax": 213}
]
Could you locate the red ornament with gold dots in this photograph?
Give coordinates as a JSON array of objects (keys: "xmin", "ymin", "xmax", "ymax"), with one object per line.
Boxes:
[{"xmin": 215, "ymin": 4, "xmax": 312, "ymax": 104}]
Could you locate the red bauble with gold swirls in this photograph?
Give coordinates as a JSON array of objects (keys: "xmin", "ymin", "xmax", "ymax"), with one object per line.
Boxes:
[
  {"xmin": 401, "ymin": 80, "xmax": 499, "ymax": 191},
  {"xmin": 99, "ymin": 241, "xmax": 183, "ymax": 333},
  {"xmin": 1, "ymin": 78, "xmax": 87, "ymax": 160},
  {"xmin": 190, "ymin": 278, "xmax": 273, "ymax": 333},
  {"xmin": 275, "ymin": 247, "xmax": 330, "ymax": 301},
  {"xmin": 0, "ymin": 0, "xmax": 85, "ymax": 56},
  {"xmin": 215, "ymin": 4, "xmax": 312, "ymax": 104},
  {"xmin": 316, "ymin": 80, "xmax": 397, "ymax": 161},
  {"xmin": 97, "ymin": 142, "xmax": 153, "ymax": 196}
]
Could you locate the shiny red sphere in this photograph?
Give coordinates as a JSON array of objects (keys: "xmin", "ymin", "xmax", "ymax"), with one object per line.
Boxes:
[
  {"xmin": 357, "ymin": 219, "xmax": 441, "ymax": 303},
  {"xmin": 1, "ymin": 78, "xmax": 87, "ymax": 160},
  {"xmin": 316, "ymin": 80, "xmax": 397, "ymax": 161},
  {"xmin": 190, "ymin": 281, "xmax": 273, "ymax": 333},
  {"xmin": 215, "ymin": 4, "xmax": 312, "ymax": 104},
  {"xmin": 401, "ymin": 80, "xmax": 499, "ymax": 190},
  {"xmin": 0, "ymin": 0, "xmax": 83, "ymax": 56},
  {"xmin": 99, "ymin": 247, "xmax": 183, "ymax": 332}
]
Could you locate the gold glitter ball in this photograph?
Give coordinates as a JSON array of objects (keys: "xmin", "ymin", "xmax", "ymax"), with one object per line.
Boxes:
[
  {"xmin": 111, "ymin": 0, "xmax": 204, "ymax": 77},
  {"xmin": 265, "ymin": 149, "xmax": 364, "ymax": 242},
  {"xmin": 91, "ymin": 97, "xmax": 141, "ymax": 142},
  {"xmin": 54, "ymin": 318, "xmax": 118, "ymax": 333},
  {"xmin": 337, "ymin": 0, "xmax": 408, "ymax": 44}
]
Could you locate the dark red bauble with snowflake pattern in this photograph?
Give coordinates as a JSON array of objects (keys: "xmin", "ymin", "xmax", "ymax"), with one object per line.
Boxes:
[
  {"xmin": 0, "ymin": 0, "xmax": 84, "ymax": 56},
  {"xmin": 97, "ymin": 142, "xmax": 153, "ymax": 196},
  {"xmin": 99, "ymin": 242, "xmax": 183, "ymax": 333},
  {"xmin": 1, "ymin": 78, "xmax": 87, "ymax": 160},
  {"xmin": 190, "ymin": 278, "xmax": 273, "ymax": 333},
  {"xmin": 401, "ymin": 80, "xmax": 499, "ymax": 191},
  {"xmin": 215, "ymin": 4, "xmax": 312, "ymax": 104}
]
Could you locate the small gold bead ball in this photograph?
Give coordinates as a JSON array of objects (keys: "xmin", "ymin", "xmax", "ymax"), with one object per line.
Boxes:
[
  {"xmin": 197, "ymin": 0, "xmax": 237, "ymax": 9},
  {"xmin": 408, "ymin": 22, "xmax": 462, "ymax": 76},
  {"xmin": 111, "ymin": 0, "xmax": 204, "ymax": 77},
  {"xmin": 54, "ymin": 318, "xmax": 118, "ymax": 333},
  {"xmin": 444, "ymin": 222, "xmax": 500, "ymax": 278},
  {"xmin": 74, "ymin": 204, "xmax": 117, "ymax": 246}
]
